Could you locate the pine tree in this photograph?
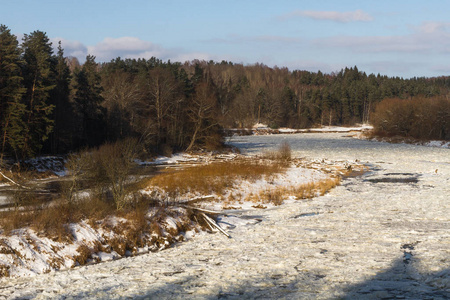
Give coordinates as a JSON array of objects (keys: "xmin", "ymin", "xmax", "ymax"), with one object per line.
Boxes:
[
  {"xmin": 0, "ymin": 25, "xmax": 27, "ymax": 160},
  {"xmin": 73, "ymin": 55, "xmax": 106, "ymax": 147},
  {"xmin": 47, "ymin": 41, "xmax": 72, "ymax": 153},
  {"xmin": 21, "ymin": 30, "xmax": 56, "ymax": 158}
]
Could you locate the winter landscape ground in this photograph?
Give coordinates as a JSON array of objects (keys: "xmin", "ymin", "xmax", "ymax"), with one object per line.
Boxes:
[{"xmin": 0, "ymin": 132, "xmax": 449, "ymax": 299}]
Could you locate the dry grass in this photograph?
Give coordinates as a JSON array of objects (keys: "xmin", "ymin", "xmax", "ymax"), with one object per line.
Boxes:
[
  {"xmin": 146, "ymin": 155, "xmax": 344, "ymax": 206},
  {"xmin": 0, "ymin": 264, "xmax": 10, "ymax": 277},
  {"xmin": 145, "ymin": 158, "xmax": 285, "ymax": 199},
  {"xmin": 0, "ymin": 192, "xmax": 157, "ymax": 241},
  {"xmin": 73, "ymin": 244, "xmax": 92, "ymax": 266},
  {"xmin": 250, "ymin": 176, "xmax": 341, "ymax": 205},
  {"xmin": 261, "ymin": 141, "xmax": 292, "ymax": 164}
]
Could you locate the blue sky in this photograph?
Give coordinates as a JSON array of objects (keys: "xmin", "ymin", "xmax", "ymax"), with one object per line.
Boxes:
[{"xmin": 2, "ymin": 0, "xmax": 450, "ymax": 78}]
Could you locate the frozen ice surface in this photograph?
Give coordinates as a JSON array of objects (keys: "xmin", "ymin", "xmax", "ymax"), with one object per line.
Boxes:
[{"xmin": 1, "ymin": 133, "xmax": 449, "ymax": 299}]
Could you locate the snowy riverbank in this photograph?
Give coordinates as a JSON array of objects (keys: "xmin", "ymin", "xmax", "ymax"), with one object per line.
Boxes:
[
  {"xmin": 0, "ymin": 132, "xmax": 449, "ymax": 299},
  {"xmin": 0, "ymin": 153, "xmax": 358, "ymax": 279}
]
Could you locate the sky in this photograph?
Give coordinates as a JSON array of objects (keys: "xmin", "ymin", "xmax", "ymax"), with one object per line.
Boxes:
[{"xmin": 1, "ymin": 0, "xmax": 450, "ymax": 78}]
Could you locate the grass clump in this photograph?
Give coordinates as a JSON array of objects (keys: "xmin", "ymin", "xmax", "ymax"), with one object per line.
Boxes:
[{"xmin": 262, "ymin": 141, "xmax": 292, "ymax": 163}]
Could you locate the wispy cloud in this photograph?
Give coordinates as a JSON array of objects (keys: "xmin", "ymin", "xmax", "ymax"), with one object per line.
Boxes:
[
  {"xmin": 284, "ymin": 59, "xmax": 344, "ymax": 74},
  {"xmin": 280, "ymin": 9, "xmax": 373, "ymax": 23},
  {"xmin": 363, "ymin": 61, "xmax": 419, "ymax": 76},
  {"xmin": 313, "ymin": 35, "xmax": 429, "ymax": 53},
  {"xmin": 204, "ymin": 34, "xmax": 302, "ymax": 44},
  {"xmin": 313, "ymin": 21, "xmax": 450, "ymax": 54}
]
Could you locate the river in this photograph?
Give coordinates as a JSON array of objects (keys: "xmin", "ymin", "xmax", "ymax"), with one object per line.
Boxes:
[{"xmin": 1, "ymin": 133, "xmax": 449, "ymax": 299}]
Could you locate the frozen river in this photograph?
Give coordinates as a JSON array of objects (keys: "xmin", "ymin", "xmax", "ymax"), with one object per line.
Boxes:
[{"xmin": 1, "ymin": 133, "xmax": 449, "ymax": 299}]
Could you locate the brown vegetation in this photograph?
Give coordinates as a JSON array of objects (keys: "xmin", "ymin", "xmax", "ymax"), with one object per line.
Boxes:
[
  {"xmin": 370, "ymin": 96, "xmax": 450, "ymax": 141},
  {"xmin": 145, "ymin": 158, "xmax": 285, "ymax": 200},
  {"xmin": 262, "ymin": 141, "xmax": 292, "ymax": 163}
]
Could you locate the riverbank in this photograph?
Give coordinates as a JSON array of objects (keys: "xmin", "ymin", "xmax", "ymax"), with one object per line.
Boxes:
[
  {"xmin": 227, "ymin": 124, "xmax": 373, "ymax": 136},
  {"xmin": 0, "ymin": 151, "xmax": 363, "ymax": 279},
  {"xmin": 362, "ymin": 133, "xmax": 450, "ymax": 149},
  {"xmin": 1, "ymin": 132, "xmax": 448, "ymax": 299}
]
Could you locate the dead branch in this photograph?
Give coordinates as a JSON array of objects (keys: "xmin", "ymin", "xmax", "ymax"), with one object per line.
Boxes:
[
  {"xmin": 0, "ymin": 169, "xmax": 32, "ymax": 190},
  {"xmin": 201, "ymin": 212, "xmax": 231, "ymax": 238}
]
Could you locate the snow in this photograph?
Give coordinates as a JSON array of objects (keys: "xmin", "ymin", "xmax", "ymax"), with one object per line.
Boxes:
[
  {"xmin": 279, "ymin": 124, "xmax": 373, "ymax": 133},
  {"xmin": 1, "ymin": 132, "xmax": 449, "ymax": 299},
  {"xmin": 136, "ymin": 153, "xmax": 200, "ymax": 165},
  {"xmin": 252, "ymin": 123, "xmax": 269, "ymax": 129},
  {"xmin": 24, "ymin": 156, "xmax": 66, "ymax": 176},
  {"xmin": 425, "ymin": 140, "xmax": 450, "ymax": 148}
]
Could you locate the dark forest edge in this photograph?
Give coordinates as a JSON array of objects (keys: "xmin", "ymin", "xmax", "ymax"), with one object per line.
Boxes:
[{"xmin": 1, "ymin": 25, "xmax": 449, "ymax": 164}]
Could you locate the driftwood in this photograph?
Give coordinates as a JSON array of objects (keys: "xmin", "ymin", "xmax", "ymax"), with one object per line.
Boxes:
[
  {"xmin": 0, "ymin": 169, "xmax": 32, "ymax": 190},
  {"xmin": 179, "ymin": 204, "xmax": 231, "ymax": 237},
  {"xmin": 181, "ymin": 205, "xmax": 222, "ymax": 215},
  {"xmin": 202, "ymin": 213, "xmax": 216, "ymax": 232},
  {"xmin": 179, "ymin": 195, "xmax": 215, "ymax": 205},
  {"xmin": 201, "ymin": 212, "xmax": 231, "ymax": 238}
]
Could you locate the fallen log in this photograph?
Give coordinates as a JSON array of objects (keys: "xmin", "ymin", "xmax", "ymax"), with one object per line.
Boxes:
[
  {"xmin": 179, "ymin": 195, "xmax": 216, "ymax": 205},
  {"xmin": 180, "ymin": 205, "xmax": 222, "ymax": 215},
  {"xmin": 201, "ymin": 212, "xmax": 231, "ymax": 238},
  {"xmin": 0, "ymin": 169, "xmax": 32, "ymax": 190}
]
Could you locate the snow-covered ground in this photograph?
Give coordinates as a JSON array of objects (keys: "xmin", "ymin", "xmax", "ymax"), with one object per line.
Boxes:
[
  {"xmin": 1, "ymin": 133, "xmax": 449, "ymax": 299},
  {"xmin": 0, "ymin": 152, "xmax": 348, "ymax": 279}
]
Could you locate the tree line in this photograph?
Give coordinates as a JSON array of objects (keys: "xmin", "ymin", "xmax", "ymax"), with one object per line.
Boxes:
[{"xmin": 1, "ymin": 25, "xmax": 450, "ymax": 160}]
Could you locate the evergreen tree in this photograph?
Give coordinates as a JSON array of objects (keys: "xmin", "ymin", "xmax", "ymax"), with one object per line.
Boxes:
[
  {"xmin": 0, "ymin": 25, "xmax": 27, "ymax": 160},
  {"xmin": 46, "ymin": 41, "xmax": 72, "ymax": 153},
  {"xmin": 21, "ymin": 30, "xmax": 56, "ymax": 158},
  {"xmin": 73, "ymin": 55, "xmax": 106, "ymax": 147}
]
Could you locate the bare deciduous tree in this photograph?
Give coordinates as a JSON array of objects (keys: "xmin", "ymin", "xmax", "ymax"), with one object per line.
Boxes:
[{"xmin": 186, "ymin": 83, "xmax": 219, "ymax": 151}]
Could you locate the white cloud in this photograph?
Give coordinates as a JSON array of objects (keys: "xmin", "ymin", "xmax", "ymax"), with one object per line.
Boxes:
[
  {"xmin": 51, "ymin": 37, "xmax": 87, "ymax": 58},
  {"xmin": 281, "ymin": 9, "xmax": 373, "ymax": 23},
  {"xmin": 86, "ymin": 37, "xmax": 165, "ymax": 61},
  {"xmin": 49, "ymin": 36, "xmax": 221, "ymax": 64}
]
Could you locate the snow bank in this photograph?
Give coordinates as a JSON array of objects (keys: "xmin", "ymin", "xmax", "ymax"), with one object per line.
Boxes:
[{"xmin": 0, "ymin": 207, "xmax": 196, "ymax": 278}]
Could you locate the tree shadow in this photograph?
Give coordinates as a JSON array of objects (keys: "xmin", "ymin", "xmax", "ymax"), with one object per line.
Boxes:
[
  {"xmin": 13, "ymin": 250, "xmax": 449, "ymax": 299},
  {"xmin": 342, "ymin": 256, "xmax": 449, "ymax": 299},
  {"xmin": 57, "ymin": 257, "xmax": 448, "ymax": 300}
]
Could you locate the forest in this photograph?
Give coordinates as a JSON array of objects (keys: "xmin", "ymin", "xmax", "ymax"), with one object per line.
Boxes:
[{"xmin": 1, "ymin": 25, "xmax": 450, "ymax": 161}]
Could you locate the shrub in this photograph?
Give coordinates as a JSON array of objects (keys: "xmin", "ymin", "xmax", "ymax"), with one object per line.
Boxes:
[
  {"xmin": 262, "ymin": 141, "xmax": 292, "ymax": 163},
  {"xmin": 73, "ymin": 138, "xmax": 141, "ymax": 210},
  {"xmin": 278, "ymin": 141, "xmax": 292, "ymax": 162}
]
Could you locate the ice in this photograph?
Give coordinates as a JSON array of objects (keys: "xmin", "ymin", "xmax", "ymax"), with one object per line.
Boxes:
[{"xmin": 0, "ymin": 132, "xmax": 448, "ymax": 299}]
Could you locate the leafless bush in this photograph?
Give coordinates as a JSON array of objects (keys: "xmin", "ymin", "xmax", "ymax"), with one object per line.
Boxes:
[
  {"xmin": 263, "ymin": 141, "xmax": 292, "ymax": 163},
  {"xmin": 89, "ymin": 138, "xmax": 141, "ymax": 210},
  {"xmin": 278, "ymin": 141, "xmax": 291, "ymax": 162},
  {"xmin": 62, "ymin": 150, "xmax": 91, "ymax": 202}
]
